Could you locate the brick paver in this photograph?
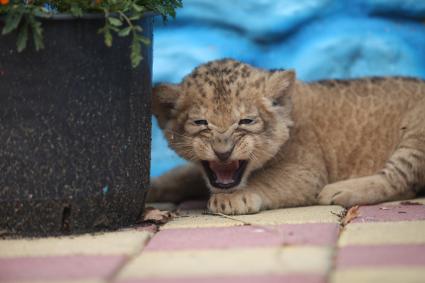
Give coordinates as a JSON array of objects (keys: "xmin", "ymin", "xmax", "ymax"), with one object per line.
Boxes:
[
  {"xmin": 330, "ymin": 198, "xmax": 425, "ymax": 283},
  {"xmin": 0, "ymin": 197, "xmax": 424, "ymax": 283},
  {"xmin": 331, "ymin": 268, "xmax": 425, "ymax": 283},
  {"xmin": 162, "ymin": 205, "xmax": 344, "ymax": 229},
  {"xmin": 336, "ymin": 245, "xmax": 425, "ymax": 267},
  {"xmin": 118, "ymin": 274, "xmax": 326, "ymax": 283},
  {"xmin": 117, "ymin": 247, "xmax": 333, "ymax": 279},
  {"xmin": 0, "ymin": 255, "xmax": 124, "ymax": 282},
  {"xmin": 352, "ymin": 203, "xmax": 425, "ymax": 223},
  {"xmin": 0, "ymin": 229, "xmax": 152, "ymax": 257},
  {"xmin": 145, "ymin": 223, "xmax": 339, "ymax": 251},
  {"xmin": 339, "ymin": 221, "xmax": 425, "ymax": 246}
]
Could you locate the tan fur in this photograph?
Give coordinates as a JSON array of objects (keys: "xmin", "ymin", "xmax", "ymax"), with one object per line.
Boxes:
[{"xmin": 149, "ymin": 59, "xmax": 425, "ymax": 215}]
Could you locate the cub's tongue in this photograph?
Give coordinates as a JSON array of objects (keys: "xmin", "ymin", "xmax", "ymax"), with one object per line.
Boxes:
[{"xmin": 209, "ymin": 161, "xmax": 239, "ymax": 185}]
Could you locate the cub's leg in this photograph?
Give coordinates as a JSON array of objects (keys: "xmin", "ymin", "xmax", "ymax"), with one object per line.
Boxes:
[
  {"xmin": 319, "ymin": 101, "xmax": 425, "ymax": 207},
  {"xmin": 147, "ymin": 163, "xmax": 209, "ymax": 203}
]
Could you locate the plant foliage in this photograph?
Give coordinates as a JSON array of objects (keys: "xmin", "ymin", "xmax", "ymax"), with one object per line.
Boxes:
[{"xmin": 0, "ymin": 0, "xmax": 182, "ymax": 67}]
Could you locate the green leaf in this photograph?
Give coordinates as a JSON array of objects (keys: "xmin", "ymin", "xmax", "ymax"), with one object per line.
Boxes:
[
  {"xmin": 108, "ymin": 17, "xmax": 123, "ymax": 27},
  {"xmin": 16, "ymin": 20, "xmax": 29, "ymax": 52},
  {"xmin": 104, "ymin": 29, "xmax": 113, "ymax": 47},
  {"xmin": 118, "ymin": 26, "xmax": 132, "ymax": 37},
  {"xmin": 132, "ymin": 3, "xmax": 145, "ymax": 13},
  {"xmin": 29, "ymin": 16, "xmax": 44, "ymax": 51},
  {"xmin": 129, "ymin": 15, "xmax": 141, "ymax": 21},
  {"xmin": 130, "ymin": 37, "xmax": 142, "ymax": 68},
  {"xmin": 109, "ymin": 25, "xmax": 120, "ymax": 32},
  {"xmin": 133, "ymin": 26, "xmax": 142, "ymax": 32},
  {"xmin": 155, "ymin": 6, "xmax": 167, "ymax": 17},
  {"xmin": 2, "ymin": 10, "xmax": 24, "ymax": 35},
  {"xmin": 70, "ymin": 4, "xmax": 83, "ymax": 17},
  {"xmin": 137, "ymin": 35, "xmax": 150, "ymax": 45}
]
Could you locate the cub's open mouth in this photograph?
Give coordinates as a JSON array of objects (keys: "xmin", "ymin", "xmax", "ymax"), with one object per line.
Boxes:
[{"xmin": 201, "ymin": 160, "xmax": 248, "ymax": 189}]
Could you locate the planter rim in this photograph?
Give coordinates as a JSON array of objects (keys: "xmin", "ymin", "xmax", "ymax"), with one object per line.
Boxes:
[{"xmin": 37, "ymin": 11, "xmax": 156, "ymax": 20}]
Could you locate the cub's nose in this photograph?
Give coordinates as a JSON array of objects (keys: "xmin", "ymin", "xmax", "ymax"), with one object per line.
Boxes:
[{"xmin": 214, "ymin": 149, "xmax": 233, "ymax": 162}]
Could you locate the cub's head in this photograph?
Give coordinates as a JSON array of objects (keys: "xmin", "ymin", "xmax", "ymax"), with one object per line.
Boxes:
[{"xmin": 153, "ymin": 59, "xmax": 295, "ymax": 193}]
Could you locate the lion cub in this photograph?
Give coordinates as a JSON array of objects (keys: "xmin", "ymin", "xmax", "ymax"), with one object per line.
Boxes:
[{"xmin": 150, "ymin": 59, "xmax": 425, "ymax": 215}]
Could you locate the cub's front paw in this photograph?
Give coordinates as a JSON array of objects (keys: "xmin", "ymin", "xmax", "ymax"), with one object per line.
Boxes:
[
  {"xmin": 207, "ymin": 191, "xmax": 263, "ymax": 215},
  {"xmin": 318, "ymin": 175, "xmax": 407, "ymax": 208},
  {"xmin": 318, "ymin": 183, "xmax": 358, "ymax": 208}
]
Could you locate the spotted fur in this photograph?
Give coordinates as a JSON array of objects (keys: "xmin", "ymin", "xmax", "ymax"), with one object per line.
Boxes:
[{"xmin": 148, "ymin": 59, "xmax": 425, "ymax": 215}]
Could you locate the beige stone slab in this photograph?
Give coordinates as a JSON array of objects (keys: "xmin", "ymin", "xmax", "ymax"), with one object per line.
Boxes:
[
  {"xmin": 331, "ymin": 267, "xmax": 425, "ymax": 283},
  {"xmin": 235, "ymin": 205, "xmax": 345, "ymax": 225},
  {"xmin": 339, "ymin": 221, "xmax": 425, "ymax": 246},
  {"xmin": 161, "ymin": 210, "xmax": 245, "ymax": 229},
  {"xmin": 163, "ymin": 205, "xmax": 345, "ymax": 229},
  {"xmin": 0, "ymin": 229, "xmax": 152, "ymax": 258},
  {"xmin": 118, "ymin": 246, "xmax": 333, "ymax": 279}
]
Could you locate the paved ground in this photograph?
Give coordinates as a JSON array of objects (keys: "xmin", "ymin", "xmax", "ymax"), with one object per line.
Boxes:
[{"xmin": 1, "ymin": 197, "xmax": 425, "ymax": 283}]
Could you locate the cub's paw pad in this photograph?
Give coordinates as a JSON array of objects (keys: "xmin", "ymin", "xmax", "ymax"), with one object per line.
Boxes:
[
  {"xmin": 207, "ymin": 191, "xmax": 262, "ymax": 215},
  {"xmin": 318, "ymin": 185, "xmax": 358, "ymax": 208}
]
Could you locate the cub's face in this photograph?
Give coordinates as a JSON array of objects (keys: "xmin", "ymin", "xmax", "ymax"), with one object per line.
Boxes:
[{"xmin": 153, "ymin": 59, "xmax": 295, "ymax": 193}]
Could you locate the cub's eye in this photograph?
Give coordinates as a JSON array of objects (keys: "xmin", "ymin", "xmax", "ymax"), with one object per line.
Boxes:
[
  {"xmin": 239, "ymin": 118, "xmax": 255, "ymax": 125},
  {"xmin": 194, "ymin": 119, "xmax": 208, "ymax": 126}
]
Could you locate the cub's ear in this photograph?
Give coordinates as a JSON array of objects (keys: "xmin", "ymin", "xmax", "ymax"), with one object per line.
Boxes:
[
  {"xmin": 265, "ymin": 69, "xmax": 296, "ymax": 106},
  {"xmin": 152, "ymin": 83, "xmax": 182, "ymax": 129}
]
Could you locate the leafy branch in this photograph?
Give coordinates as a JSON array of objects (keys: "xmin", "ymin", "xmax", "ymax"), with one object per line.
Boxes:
[{"xmin": 0, "ymin": 0, "xmax": 182, "ymax": 67}]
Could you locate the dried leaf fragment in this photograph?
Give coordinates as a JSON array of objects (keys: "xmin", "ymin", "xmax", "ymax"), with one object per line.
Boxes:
[
  {"xmin": 143, "ymin": 207, "xmax": 177, "ymax": 224},
  {"xmin": 342, "ymin": 205, "xmax": 360, "ymax": 226}
]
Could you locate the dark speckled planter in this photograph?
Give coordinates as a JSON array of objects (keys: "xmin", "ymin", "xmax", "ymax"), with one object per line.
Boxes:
[{"xmin": 0, "ymin": 14, "xmax": 153, "ymax": 237}]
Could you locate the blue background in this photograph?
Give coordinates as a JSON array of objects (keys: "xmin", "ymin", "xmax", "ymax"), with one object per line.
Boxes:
[{"xmin": 151, "ymin": 0, "xmax": 425, "ymax": 177}]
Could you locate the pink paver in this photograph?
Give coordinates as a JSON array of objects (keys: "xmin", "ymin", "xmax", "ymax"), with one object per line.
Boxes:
[
  {"xmin": 119, "ymin": 274, "xmax": 325, "ymax": 283},
  {"xmin": 0, "ymin": 255, "xmax": 125, "ymax": 282},
  {"xmin": 353, "ymin": 203, "xmax": 425, "ymax": 223},
  {"xmin": 337, "ymin": 245, "xmax": 425, "ymax": 268},
  {"xmin": 145, "ymin": 223, "xmax": 339, "ymax": 251}
]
